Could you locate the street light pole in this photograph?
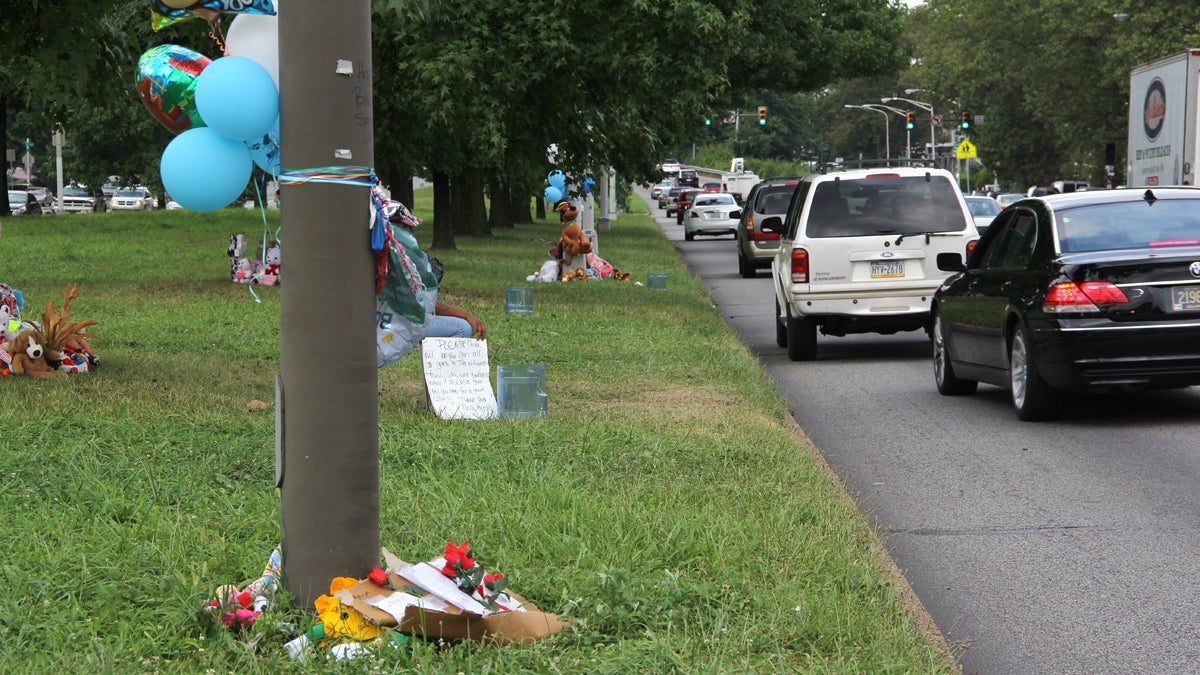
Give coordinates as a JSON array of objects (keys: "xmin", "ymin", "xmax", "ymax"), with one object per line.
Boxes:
[
  {"xmin": 844, "ymin": 104, "xmax": 890, "ymax": 162},
  {"xmin": 883, "ymin": 96, "xmax": 935, "ymax": 161},
  {"xmin": 864, "ymin": 104, "xmax": 910, "ymax": 159}
]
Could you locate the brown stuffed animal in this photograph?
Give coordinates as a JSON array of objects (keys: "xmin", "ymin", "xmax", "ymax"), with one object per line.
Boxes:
[
  {"xmin": 551, "ymin": 223, "xmax": 592, "ymax": 266},
  {"xmin": 7, "ymin": 330, "xmax": 62, "ymax": 378}
]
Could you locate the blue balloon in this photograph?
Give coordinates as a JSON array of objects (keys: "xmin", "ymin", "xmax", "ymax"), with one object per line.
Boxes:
[
  {"xmin": 544, "ymin": 185, "xmax": 563, "ymax": 203},
  {"xmin": 547, "ymin": 170, "xmax": 566, "ymax": 189},
  {"xmin": 195, "ymin": 55, "xmax": 279, "ymax": 142},
  {"xmin": 246, "ymin": 119, "xmax": 280, "ymax": 175},
  {"xmin": 583, "ymin": 176, "xmax": 595, "ymax": 194},
  {"xmin": 161, "ymin": 127, "xmax": 254, "ymax": 212}
]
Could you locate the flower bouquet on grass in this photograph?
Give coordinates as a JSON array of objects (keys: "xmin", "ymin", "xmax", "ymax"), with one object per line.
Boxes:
[{"xmin": 336, "ymin": 542, "xmax": 567, "ymax": 645}]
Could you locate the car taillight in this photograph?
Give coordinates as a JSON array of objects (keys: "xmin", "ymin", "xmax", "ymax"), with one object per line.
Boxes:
[
  {"xmin": 966, "ymin": 239, "xmax": 978, "ymax": 258},
  {"xmin": 1043, "ymin": 281, "xmax": 1129, "ymax": 312},
  {"xmin": 790, "ymin": 248, "xmax": 809, "ymax": 283}
]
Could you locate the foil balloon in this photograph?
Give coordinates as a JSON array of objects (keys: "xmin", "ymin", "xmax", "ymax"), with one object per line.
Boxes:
[
  {"xmin": 245, "ymin": 120, "xmax": 280, "ymax": 175},
  {"xmin": 137, "ymin": 44, "xmax": 212, "ymax": 136},
  {"xmin": 150, "ymin": 0, "xmax": 276, "ymax": 31}
]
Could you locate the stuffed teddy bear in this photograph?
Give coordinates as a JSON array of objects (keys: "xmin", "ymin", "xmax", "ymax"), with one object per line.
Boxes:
[
  {"xmin": 7, "ymin": 330, "xmax": 62, "ymax": 378},
  {"xmin": 258, "ymin": 241, "xmax": 281, "ymax": 286}
]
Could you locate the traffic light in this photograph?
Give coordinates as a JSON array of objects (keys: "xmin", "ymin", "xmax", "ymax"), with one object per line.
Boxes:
[
  {"xmin": 960, "ymin": 110, "xmax": 971, "ymax": 130},
  {"xmin": 757, "ymin": 106, "xmax": 767, "ymax": 125},
  {"xmin": 905, "ymin": 110, "xmax": 915, "ymax": 130},
  {"xmin": 705, "ymin": 116, "xmax": 712, "ymax": 126}
]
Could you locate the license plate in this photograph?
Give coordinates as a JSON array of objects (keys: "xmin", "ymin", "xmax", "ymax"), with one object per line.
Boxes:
[
  {"xmin": 1170, "ymin": 285, "xmax": 1200, "ymax": 311},
  {"xmin": 870, "ymin": 261, "xmax": 905, "ymax": 278}
]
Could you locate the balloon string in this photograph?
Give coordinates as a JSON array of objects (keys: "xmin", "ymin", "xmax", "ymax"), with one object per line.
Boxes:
[{"xmin": 208, "ymin": 19, "xmax": 228, "ymax": 56}]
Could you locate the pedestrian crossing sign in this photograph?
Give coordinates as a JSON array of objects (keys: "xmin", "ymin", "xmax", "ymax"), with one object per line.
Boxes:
[{"xmin": 956, "ymin": 139, "xmax": 977, "ymax": 159}]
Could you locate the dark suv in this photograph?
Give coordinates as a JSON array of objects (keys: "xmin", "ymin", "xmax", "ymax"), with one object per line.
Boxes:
[
  {"xmin": 735, "ymin": 178, "xmax": 800, "ymax": 277},
  {"xmin": 677, "ymin": 169, "xmax": 699, "ymax": 188}
]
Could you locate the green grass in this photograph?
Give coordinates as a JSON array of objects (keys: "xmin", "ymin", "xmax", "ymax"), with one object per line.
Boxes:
[{"xmin": 0, "ymin": 197, "xmax": 956, "ymax": 673}]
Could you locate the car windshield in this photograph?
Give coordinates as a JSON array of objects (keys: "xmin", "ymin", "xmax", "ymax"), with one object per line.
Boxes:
[
  {"xmin": 966, "ymin": 198, "xmax": 1001, "ymax": 216},
  {"xmin": 63, "ymin": 187, "xmax": 89, "ymax": 196},
  {"xmin": 1056, "ymin": 199, "xmax": 1200, "ymax": 252},
  {"xmin": 694, "ymin": 195, "xmax": 735, "ymax": 207},
  {"xmin": 754, "ymin": 185, "xmax": 797, "ymax": 214},
  {"xmin": 805, "ymin": 175, "xmax": 968, "ymax": 238},
  {"xmin": 116, "ymin": 189, "xmax": 144, "ymax": 198},
  {"xmin": 8, "ymin": 191, "xmax": 24, "ymax": 201}
]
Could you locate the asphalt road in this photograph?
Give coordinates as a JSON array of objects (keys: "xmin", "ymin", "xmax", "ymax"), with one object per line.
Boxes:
[{"xmin": 642, "ymin": 189, "xmax": 1200, "ymax": 675}]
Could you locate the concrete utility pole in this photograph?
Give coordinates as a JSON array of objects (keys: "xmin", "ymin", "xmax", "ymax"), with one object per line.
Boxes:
[{"xmin": 278, "ymin": 0, "xmax": 378, "ymax": 606}]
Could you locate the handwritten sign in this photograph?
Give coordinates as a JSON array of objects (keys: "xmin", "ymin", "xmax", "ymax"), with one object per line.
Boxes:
[{"xmin": 420, "ymin": 338, "xmax": 498, "ymax": 420}]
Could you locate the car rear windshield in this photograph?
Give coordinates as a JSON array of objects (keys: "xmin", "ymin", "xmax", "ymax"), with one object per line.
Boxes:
[
  {"xmin": 804, "ymin": 175, "xmax": 967, "ymax": 238},
  {"xmin": 1056, "ymin": 199, "xmax": 1200, "ymax": 252},
  {"xmin": 753, "ymin": 184, "xmax": 797, "ymax": 215}
]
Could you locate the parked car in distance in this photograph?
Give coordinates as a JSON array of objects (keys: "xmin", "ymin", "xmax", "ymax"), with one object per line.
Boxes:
[
  {"xmin": 995, "ymin": 193, "xmax": 1024, "ymax": 209},
  {"xmin": 674, "ymin": 188, "xmax": 706, "ymax": 225},
  {"xmin": 701, "ymin": 182, "xmax": 722, "ymax": 193},
  {"xmin": 651, "ymin": 180, "xmax": 673, "ymax": 200},
  {"xmin": 57, "ymin": 185, "xmax": 107, "ymax": 213},
  {"xmin": 165, "ymin": 199, "xmax": 183, "ymax": 210},
  {"xmin": 964, "ymin": 195, "xmax": 1002, "ymax": 232},
  {"xmin": 660, "ymin": 158, "xmax": 681, "ymax": 175},
  {"xmin": 110, "ymin": 187, "xmax": 155, "ymax": 211},
  {"xmin": 661, "ymin": 186, "xmax": 683, "ymax": 214},
  {"xmin": 683, "ymin": 192, "xmax": 740, "ymax": 241},
  {"xmin": 677, "ymin": 168, "xmax": 699, "ymax": 188},
  {"xmin": 1052, "ymin": 180, "xmax": 1090, "ymax": 193},
  {"xmin": 764, "ymin": 164, "xmax": 979, "ymax": 361},
  {"xmin": 932, "ymin": 187, "xmax": 1200, "ymax": 420},
  {"xmin": 736, "ymin": 178, "xmax": 800, "ymax": 278},
  {"xmin": 8, "ymin": 190, "xmax": 42, "ymax": 215}
]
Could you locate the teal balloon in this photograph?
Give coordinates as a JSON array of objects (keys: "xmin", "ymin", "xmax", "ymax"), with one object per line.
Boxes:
[
  {"xmin": 195, "ymin": 55, "xmax": 279, "ymax": 142},
  {"xmin": 544, "ymin": 185, "xmax": 563, "ymax": 203},
  {"xmin": 160, "ymin": 127, "xmax": 253, "ymax": 212},
  {"xmin": 547, "ymin": 170, "xmax": 566, "ymax": 189},
  {"xmin": 245, "ymin": 119, "xmax": 280, "ymax": 175}
]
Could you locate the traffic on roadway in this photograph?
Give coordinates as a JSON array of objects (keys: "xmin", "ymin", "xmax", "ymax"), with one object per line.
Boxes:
[{"xmin": 641, "ymin": 179, "xmax": 1200, "ymax": 675}]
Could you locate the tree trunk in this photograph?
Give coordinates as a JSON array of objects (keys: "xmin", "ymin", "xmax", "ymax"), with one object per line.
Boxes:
[
  {"xmin": 488, "ymin": 174, "xmax": 513, "ymax": 229},
  {"xmin": 1, "ymin": 95, "xmax": 10, "ymax": 217},
  {"xmin": 454, "ymin": 170, "xmax": 489, "ymax": 236},
  {"xmin": 431, "ymin": 169, "xmax": 456, "ymax": 250},
  {"xmin": 534, "ymin": 190, "xmax": 546, "ymax": 221}
]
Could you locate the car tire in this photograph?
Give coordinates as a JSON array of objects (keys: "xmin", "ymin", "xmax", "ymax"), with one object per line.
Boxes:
[
  {"xmin": 684, "ymin": 230, "xmax": 695, "ymax": 241},
  {"xmin": 933, "ymin": 312, "xmax": 977, "ymax": 395},
  {"xmin": 1009, "ymin": 325, "xmax": 1062, "ymax": 421},
  {"xmin": 775, "ymin": 298, "xmax": 787, "ymax": 348},
  {"xmin": 667, "ymin": 208, "xmax": 675, "ymax": 217},
  {"xmin": 785, "ymin": 307, "xmax": 817, "ymax": 361},
  {"xmin": 738, "ymin": 251, "xmax": 755, "ymax": 278}
]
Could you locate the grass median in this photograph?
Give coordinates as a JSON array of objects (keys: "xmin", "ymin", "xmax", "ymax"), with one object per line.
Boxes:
[{"xmin": 0, "ymin": 194, "xmax": 956, "ymax": 672}]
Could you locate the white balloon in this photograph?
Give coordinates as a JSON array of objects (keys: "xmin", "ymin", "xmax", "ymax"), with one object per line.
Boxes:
[{"xmin": 226, "ymin": 0, "xmax": 279, "ymax": 89}]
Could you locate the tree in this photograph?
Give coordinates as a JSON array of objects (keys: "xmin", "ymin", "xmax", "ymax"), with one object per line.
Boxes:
[{"xmin": 910, "ymin": 0, "xmax": 1200, "ymax": 188}]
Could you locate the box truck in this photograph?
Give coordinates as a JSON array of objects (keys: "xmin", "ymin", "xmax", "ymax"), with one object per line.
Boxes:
[{"xmin": 1127, "ymin": 49, "xmax": 1200, "ymax": 187}]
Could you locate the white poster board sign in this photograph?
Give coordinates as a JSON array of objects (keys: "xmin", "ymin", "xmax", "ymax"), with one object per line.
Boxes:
[{"xmin": 420, "ymin": 338, "xmax": 498, "ymax": 420}]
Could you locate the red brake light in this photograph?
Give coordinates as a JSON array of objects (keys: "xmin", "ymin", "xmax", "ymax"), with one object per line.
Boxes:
[
  {"xmin": 865, "ymin": 173, "xmax": 901, "ymax": 179},
  {"xmin": 1044, "ymin": 281, "xmax": 1128, "ymax": 312},
  {"xmin": 790, "ymin": 248, "xmax": 809, "ymax": 283},
  {"xmin": 966, "ymin": 239, "xmax": 978, "ymax": 258}
]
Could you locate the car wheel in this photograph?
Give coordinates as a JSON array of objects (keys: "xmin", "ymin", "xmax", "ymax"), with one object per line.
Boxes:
[
  {"xmin": 933, "ymin": 312, "xmax": 977, "ymax": 395},
  {"xmin": 684, "ymin": 230, "xmax": 695, "ymax": 241},
  {"xmin": 1009, "ymin": 325, "xmax": 1062, "ymax": 421},
  {"xmin": 667, "ymin": 208, "xmax": 675, "ymax": 217},
  {"xmin": 738, "ymin": 251, "xmax": 755, "ymax": 278},
  {"xmin": 785, "ymin": 306, "xmax": 817, "ymax": 361},
  {"xmin": 775, "ymin": 298, "xmax": 787, "ymax": 348}
]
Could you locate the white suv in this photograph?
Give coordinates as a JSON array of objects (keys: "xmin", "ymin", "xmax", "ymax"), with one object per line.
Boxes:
[{"xmin": 762, "ymin": 164, "xmax": 979, "ymax": 361}]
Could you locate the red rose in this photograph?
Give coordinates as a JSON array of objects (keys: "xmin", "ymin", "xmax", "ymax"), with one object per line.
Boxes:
[
  {"xmin": 441, "ymin": 541, "xmax": 476, "ymax": 577},
  {"xmin": 368, "ymin": 566, "xmax": 388, "ymax": 586}
]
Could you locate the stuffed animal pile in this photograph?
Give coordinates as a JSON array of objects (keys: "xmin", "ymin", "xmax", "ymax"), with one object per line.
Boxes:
[
  {"xmin": 0, "ymin": 283, "xmax": 99, "ymax": 378},
  {"xmin": 228, "ymin": 234, "xmax": 281, "ymax": 286}
]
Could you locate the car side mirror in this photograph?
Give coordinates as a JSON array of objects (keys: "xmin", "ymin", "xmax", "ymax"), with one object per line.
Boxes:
[
  {"xmin": 759, "ymin": 216, "xmax": 784, "ymax": 233},
  {"xmin": 936, "ymin": 252, "xmax": 964, "ymax": 272}
]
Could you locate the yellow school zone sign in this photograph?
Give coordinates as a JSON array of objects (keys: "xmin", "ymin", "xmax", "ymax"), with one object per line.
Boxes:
[{"xmin": 956, "ymin": 139, "xmax": 978, "ymax": 159}]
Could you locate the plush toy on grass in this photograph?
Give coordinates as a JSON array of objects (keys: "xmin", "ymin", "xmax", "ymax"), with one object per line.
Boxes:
[
  {"xmin": 3, "ymin": 284, "xmax": 99, "ymax": 377},
  {"xmin": 6, "ymin": 330, "xmax": 60, "ymax": 378}
]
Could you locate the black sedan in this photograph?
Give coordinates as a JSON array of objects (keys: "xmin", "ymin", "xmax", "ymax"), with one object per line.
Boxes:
[{"xmin": 931, "ymin": 187, "xmax": 1200, "ymax": 420}]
